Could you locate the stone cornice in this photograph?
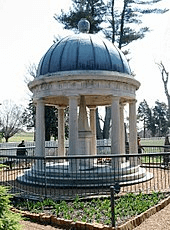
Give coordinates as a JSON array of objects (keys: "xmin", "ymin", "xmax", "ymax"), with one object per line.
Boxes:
[{"xmin": 28, "ymin": 70, "xmax": 140, "ymax": 91}]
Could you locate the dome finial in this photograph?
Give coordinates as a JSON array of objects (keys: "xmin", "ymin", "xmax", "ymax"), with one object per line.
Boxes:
[{"xmin": 78, "ymin": 18, "xmax": 90, "ymax": 33}]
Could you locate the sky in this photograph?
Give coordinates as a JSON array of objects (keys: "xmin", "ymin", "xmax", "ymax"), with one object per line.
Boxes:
[{"xmin": 0, "ymin": 0, "xmax": 170, "ymax": 109}]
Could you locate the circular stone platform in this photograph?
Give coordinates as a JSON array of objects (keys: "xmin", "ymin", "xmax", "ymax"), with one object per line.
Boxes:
[{"xmin": 17, "ymin": 160, "xmax": 153, "ymax": 187}]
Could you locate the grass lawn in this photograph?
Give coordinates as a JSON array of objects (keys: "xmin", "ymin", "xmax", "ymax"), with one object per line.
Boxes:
[
  {"xmin": 3, "ymin": 133, "xmax": 166, "ymax": 145},
  {"xmin": 141, "ymin": 138, "xmax": 165, "ymax": 146},
  {"xmin": 6, "ymin": 132, "xmax": 34, "ymax": 143}
]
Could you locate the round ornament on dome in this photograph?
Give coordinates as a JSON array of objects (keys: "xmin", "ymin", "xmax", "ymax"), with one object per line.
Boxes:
[{"xmin": 78, "ymin": 18, "xmax": 90, "ymax": 33}]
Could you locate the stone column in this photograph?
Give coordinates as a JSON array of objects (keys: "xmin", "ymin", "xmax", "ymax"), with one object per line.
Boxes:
[
  {"xmin": 69, "ymin": 96, "xmax": 78, "ymax": 156},
  {"xmin": 120, "ymin": 104, "xmax": 126, "ymax": 163},
  {"xmin": 129, "ymin": 100, "xmax": 138, "ymax": 154},
  {"xmin": 129, "ymin": 100, "xmax": 138, "ymax": 166},
  {"xmin": 78, "ymin": 96, "xmax": 92, "ymax": 169},
  {"xmin": 58, "ymin": 106, "xmax": 65, "ymax": 157},
  {"xmin": 90, "ymin": 106, "xmax": 97, "ymax": 156},
  {"xmin": 111, "ymin": 96, "xmax": 121, "ymax": 169},
  {"xmin": 35, "ymin": 99, "xmax": 45, "ymax": 157}
]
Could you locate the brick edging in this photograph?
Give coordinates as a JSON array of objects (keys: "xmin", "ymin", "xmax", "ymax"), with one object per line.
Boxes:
[{"xmin": 11, "ymin": 196, "xmax": 170, "ymax": 230}]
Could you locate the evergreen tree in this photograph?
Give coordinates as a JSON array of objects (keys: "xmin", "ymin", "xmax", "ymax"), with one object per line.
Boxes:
[
  {"xmin": 138, "ymin": 100, "xmax": 169, "ymax": 137},
  {"xmin": 153, "ymin": 101, "xmax": 169, "ymax": 136},
  {"xmin": 105, "ymin": 0, "xmax": 168, "ymax": 49},
  {"xmin": 22, "ymin": 100, "xmax": 35, "ymax": 131},
  {"xmin": 54, "ymin": 0, "xmax": 107, "ymax": 34},
  {"xmin": 138, "ymin": 100, "xmax": 156, "ymax": 137},
  {"xmin": 45, "ymin": 106, "xmax": 58, "ymax": 141}
]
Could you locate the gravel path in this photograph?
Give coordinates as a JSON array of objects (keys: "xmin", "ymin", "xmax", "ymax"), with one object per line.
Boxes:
[
  {"xmin": 134, "ymin": 202, "xmax": 170, "ymax": 230},
  {"xmin": 20, "ymin": 220, "xmax": 65, "ymax": 230}
]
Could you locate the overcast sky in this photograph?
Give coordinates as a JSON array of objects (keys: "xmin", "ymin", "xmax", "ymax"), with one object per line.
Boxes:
[{"xmin": 0, "ymin": 0, "xmax": 170, "ymax": 108}]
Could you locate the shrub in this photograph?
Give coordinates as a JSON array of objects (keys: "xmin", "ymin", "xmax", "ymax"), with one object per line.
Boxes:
[{"xmin": 0, "ymin": 186, "xmax": 22, "ymax": 230}]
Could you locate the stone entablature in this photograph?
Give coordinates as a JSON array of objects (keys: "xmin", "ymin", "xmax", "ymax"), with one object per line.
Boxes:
[{"xmin": 29, "ymin": 70, "xmax": 140, "ymax": 106}]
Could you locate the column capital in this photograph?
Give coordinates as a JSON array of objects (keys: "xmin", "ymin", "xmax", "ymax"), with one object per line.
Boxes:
[
  {"xmin": 69, "ymin": 95, "xmax": 79, "ymax": 99},
  {"xmin": 128, "ymin": 99, "xmax": 137, "ymax": 104},
  {"xmin": 120, "ymin": 102, "xmax": 126, "ymax": 108},
  {"xmin": 111, "ymin": 96, "xmax": 120, "ymax": 101},
  {"xmin": 56, "ymin": 105, "xmax": 67, "ymax": 109},
  {"xmin": 33, "ymin": 98, "xmax": 45, "ymax": 105},
  {"xmin": 88, "ymin": 105, "xmax": 97, "ymax": 110}
]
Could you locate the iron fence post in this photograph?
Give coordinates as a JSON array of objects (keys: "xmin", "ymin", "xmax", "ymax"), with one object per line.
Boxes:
[
  {"xmin": 44, "ymin": 157, "xmax": 47, "ymax": 198},
  {"xmin": 110, "ymin": 185, "xmax": 115, "ymax": 227}
]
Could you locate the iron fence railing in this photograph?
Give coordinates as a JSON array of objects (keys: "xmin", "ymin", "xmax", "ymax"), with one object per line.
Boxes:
[
  {"xmin": 0, "ymin": 149, "xmax": 170, "ymax": 198},
  {"xmin": 1, "ymin": 146, "xmax": 170, "ymax": 227},
  {"xmin": 0, "ymin": 141, "xmax": 169, "ymax": 155},
  {"xmin": 96, "ymin": 145, "xmax": 170, "ymax": 155}
]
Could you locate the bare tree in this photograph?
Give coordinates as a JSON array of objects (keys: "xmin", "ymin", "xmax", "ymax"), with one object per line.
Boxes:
[
  {"xmin": 157, "ymin": 62, "xmax": 170, "ymax": 116},
  {"xmin": 24, "ymin": 63, "xmax": 37, "ymax": 84},
  {"xmin": 0, "ymin": 100, "xmax": 25, "ymax": 142},
  {"xmin": 24, "ymin": 63, "xmax": 37, "ymax": 99}
]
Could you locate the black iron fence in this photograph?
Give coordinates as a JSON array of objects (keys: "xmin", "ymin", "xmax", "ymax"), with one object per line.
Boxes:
[
  {"xmin": 97, "ymin": 145, "xmax": 170, "ymax": 154},
  {"xmin": 1, "ymin": 145, "xmax": 170, "ymax": 227},
  {"xmin": 0, "ymin": 146, "xmax": 170, "ymax": 198}
]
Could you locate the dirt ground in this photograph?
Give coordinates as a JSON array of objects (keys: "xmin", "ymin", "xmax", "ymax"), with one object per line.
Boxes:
[{"xmin": 20, "ymin": 220, "xmax": 66, "ymax": 230}]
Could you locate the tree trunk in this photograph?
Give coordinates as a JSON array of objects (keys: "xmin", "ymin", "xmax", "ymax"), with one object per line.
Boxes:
[
  {"xmin": 158, "ymin": 62, "xmax": 170, "ymax": 117},
  {"xmin": 103, "ymin": 106, "xmax": 111, "ymax": 139},
  {"xmin": 45, "ymin": 129, "xmax": 51, "ymax": 141},
  {"xmin": 111, "ymin": 0, "xmax": 115, "ymax": 43},
  {"xmin": 96, "ymin": 108, "xmax": 103, "ymax": 139},
  {"xmin": 167, "ymin": 95, "xmax": 170, "ymax": 117},
  {"xmin": 119, "ymin": 0, "xmax": 127, "ymax": 49},
  {"xmin": 143, "ymin": 117, "xmax": 146, "ymax": 138}
]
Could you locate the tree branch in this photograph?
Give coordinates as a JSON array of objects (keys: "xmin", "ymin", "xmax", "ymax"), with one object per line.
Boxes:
[{"xmin": 157, "ymin": 62, "xmax": 169, "ymax": 98}]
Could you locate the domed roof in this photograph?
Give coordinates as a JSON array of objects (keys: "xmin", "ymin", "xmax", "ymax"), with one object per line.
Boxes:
[{"xmin": 37, "ymin": 22, "xmax": 131, "ymax": 77}]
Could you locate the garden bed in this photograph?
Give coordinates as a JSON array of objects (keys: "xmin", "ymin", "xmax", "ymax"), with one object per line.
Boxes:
[
  {"xmin": 11, "ymin": 194, "xmax": 170, "ymax": 230},
  {"xmin": 12, "ymin": 192, "xmax": 167, "ymax": 228}
]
